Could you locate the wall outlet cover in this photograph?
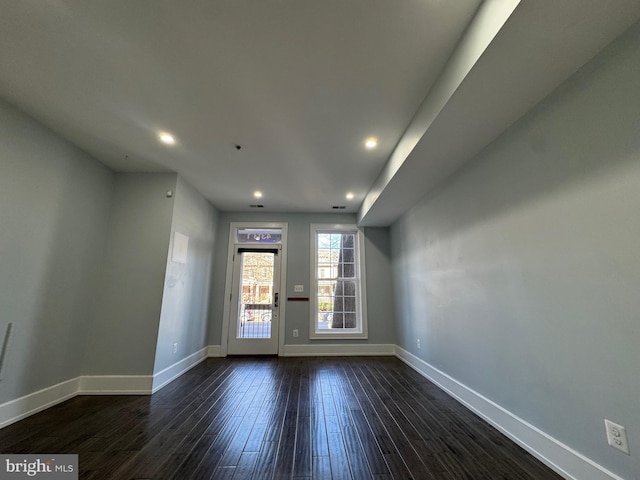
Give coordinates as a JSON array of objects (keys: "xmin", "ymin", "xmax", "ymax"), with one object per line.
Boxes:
[{"xmin": 605, "ymin": 419, "xmax": 630, "ymax": 454}]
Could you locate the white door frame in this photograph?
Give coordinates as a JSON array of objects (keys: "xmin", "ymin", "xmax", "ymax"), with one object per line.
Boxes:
[
  {"xmin": 220, "ymin": 222, "xmax": 288, "ymax": 356},
  {"xmin": 227, "ymin": 246, "xmax": 281, "ymax": 355}
]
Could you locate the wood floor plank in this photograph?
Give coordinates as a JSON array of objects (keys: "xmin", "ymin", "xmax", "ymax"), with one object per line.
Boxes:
[
  {"xmin": 213, "ymin": 465, "xmax": 236, "ymax": 479},
  {"xmin": 334, "ymin": 368, "xmax": 390, "ymax": 477},
  {"xmin": 273, "ymin": 362, "xmax": 301, "ymax": 479},
  {"xmin": 341, "ymin": 424, "xmax": 374, "ymax": 480},
  {"xmin": 0, "ymin": 357, "xmax": 566, "ymax": 480},
  {"xmin": 114, "ymin": 362, "xmax": 260, "ymax": 479},
  {"xmin": 187, "ymin": 415, "xmax": 243, "ymax": 479},
  {"xmin": 337, "ymin": 364, "xmax": 397, "ymax": 457},
  {"xmin": 293, "ymin": 416, "xmax": 311, "ymax": 477},
  {"xmin": 245, "ymin": 422, "xmax": 269, "ymax": 453},
  {"xmin": 348, "ymin": 409, "xmax": 390, "ymax": 476},
  {"xmin": 252, "ymin": 440, "xmax": 278, "ymax": 480},
  {"xmin": 371, "ymin": 359, "xmax": 542, "ymax": 479},
  {"xmin": 311, "ymin": 406, "xmax": 329, "ymax": 458},
  {"xmin": 383, "ymin": 452, "xmax": 414, "ymax": 480},
  {"xmin": 312, "ymin": 456, "xmax": 332, "ymax": 480},
  {"xmin": 234, "ymin": 451, "xmax": 259, "ymax": 479},
  {"xmin": 326, "ymin": 431, "xmax": 352, "ymax": 480},
  {"xmin": 273, "ymin": 423, "xmax": 296, "ymax": 478}
]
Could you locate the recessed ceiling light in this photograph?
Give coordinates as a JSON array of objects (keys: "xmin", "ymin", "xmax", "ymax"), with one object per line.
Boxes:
[
  {"xmin": 158, "ymin": 132, "xmax": 176, "ymax": 145},
  {"xmin": 364, "ymin": 137, "xmax": 378, "ymax": 149},
  {"xmin": 346, "ymin": 192, "xmax": 355, "ymax": 200},
  {"xmin": 253, "ymin": 191, "xmax": 263, "ymax": 198}
]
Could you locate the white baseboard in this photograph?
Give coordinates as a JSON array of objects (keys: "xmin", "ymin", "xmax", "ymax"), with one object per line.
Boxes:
[
  {"xmin": 152, "ymin": 347, "xmax": 209, "ymax": 393},
  {"xmin": 0, "ymin": 374, "xmax": 153, "ymax": 429},
  {"xmin": 394, "ymin": 346, "xmax": 624, "ymax": 480},
  {"xmin": 79, "ymin": 375, "xmax": 153, "ymax": 395},
  {"xmin": 207, "ymin": 345, "xmax": 222, "ymax": 357},
  {"xmin": 5, "ymin": 342, "xmax": 620, "ymax": 480},
  {"xmin": 282, "ymin": 343, "xmax": 395, "ymax": 357},
  {"xmin": 0, "ymin": 377, "xmax": 79, "ymax": 429},
  {"xmin": 0, "ymin": 345, "xmax": 225, "ymax": 429}
]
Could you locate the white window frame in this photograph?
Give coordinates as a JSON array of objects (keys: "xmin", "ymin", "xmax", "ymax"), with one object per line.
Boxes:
[{"xmin": 309, "ymin": 224, "xmax": 367, "ymax": 339}]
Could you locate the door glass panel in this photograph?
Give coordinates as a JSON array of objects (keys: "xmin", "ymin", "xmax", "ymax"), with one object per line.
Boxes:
[{"xmin": 237, "ymin": 252, "xmax": 274, "ymax": 339}]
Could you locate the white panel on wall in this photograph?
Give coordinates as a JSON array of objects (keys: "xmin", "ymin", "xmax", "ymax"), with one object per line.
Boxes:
[{"xmin": 172, "ymin": 232, "xmax": 189, "ymax": 264}]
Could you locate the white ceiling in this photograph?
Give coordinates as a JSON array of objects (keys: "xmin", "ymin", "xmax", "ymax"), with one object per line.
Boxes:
[
  {"xmin": 1, "ymin": 1, "xmax": 639, "ymax": 223},
  {"xmin": 0, "ymin": 0, "xmax": 481, "ymax": 212}
]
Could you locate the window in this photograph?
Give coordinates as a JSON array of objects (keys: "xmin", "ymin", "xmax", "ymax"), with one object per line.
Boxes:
[
  {"xmin": 236, "ymin": 227, "xmax": 282, "ymax": 244},
  {"xmin": 310, "ymin": 224, "xmax": 367, "ymax": 338}
]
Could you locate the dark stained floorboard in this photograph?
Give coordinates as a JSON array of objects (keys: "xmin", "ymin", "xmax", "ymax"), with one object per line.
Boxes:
[{"xmin": 0, "ymin": 357, "xmax": 565, "ymax": 480}]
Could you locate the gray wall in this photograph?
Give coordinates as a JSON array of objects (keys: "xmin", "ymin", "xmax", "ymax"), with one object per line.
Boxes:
[
  {"xmin": 209, "ymin": 212, "xmax": 396, "ymax": 347},
  {"xmin": 83, "ymin": 173, "xmax": 177, "ymax": 376},
  {"xmin": 154, "ymin": 176, "xmax": 219, "ymax": 373},
  {"xmin": 0, "ymin": 99, "xmax": 219, "ymax": 401},
  {"xmin": 390, "ymin": 24, "xmax": 640, "ymax": 479},
  {"xmin": 0, "ymin": 98, "xmax": 114, "ymax": 404}
]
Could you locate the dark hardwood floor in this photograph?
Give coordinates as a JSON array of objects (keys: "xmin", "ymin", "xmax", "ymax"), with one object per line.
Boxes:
[{"xmin": 0, "ymin": 357, "xmax": 564, "ymax": 479}]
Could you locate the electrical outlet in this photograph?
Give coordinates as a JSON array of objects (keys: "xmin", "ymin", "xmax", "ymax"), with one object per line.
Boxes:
[
  {"xmin": 605, "ymin": 419, "xmax": 630, "ymax": 454},
  {"xmin": 293, "ymin": 329, "xmax": 299, "ymax": 337},
  {"xmin": 417, "ymin": 338, "xmax": 421, "ymax": 349},
  {"xmin": 172, "ymin": 343, "xmax": 178, "ymax": 354}
]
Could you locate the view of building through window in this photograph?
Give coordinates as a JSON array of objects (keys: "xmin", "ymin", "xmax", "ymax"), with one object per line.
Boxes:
[{"xmin": 316, "ymin": 231, "xmax": 357, "ymax": 330}]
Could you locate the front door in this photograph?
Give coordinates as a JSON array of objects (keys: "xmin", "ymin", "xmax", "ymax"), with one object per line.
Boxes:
[{"xmin": 227, "ymin": 246, "xmax": 281, "ymax": 355}]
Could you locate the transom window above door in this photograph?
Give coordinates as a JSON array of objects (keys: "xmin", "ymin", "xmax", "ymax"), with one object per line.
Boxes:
[{"xmin": 236, "ymin": 227, "xmax": 283, "ymax": 244}]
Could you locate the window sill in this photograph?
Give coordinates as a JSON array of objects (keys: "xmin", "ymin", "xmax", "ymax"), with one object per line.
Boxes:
[{"xmin": 310, "ymin": 332, "xmax": 368, "ymax": 340}]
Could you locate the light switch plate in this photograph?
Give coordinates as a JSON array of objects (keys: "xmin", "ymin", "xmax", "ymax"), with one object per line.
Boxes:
[{"xmin": 294, "ymin": 285, "xmax": 304, "ymax": 292}]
